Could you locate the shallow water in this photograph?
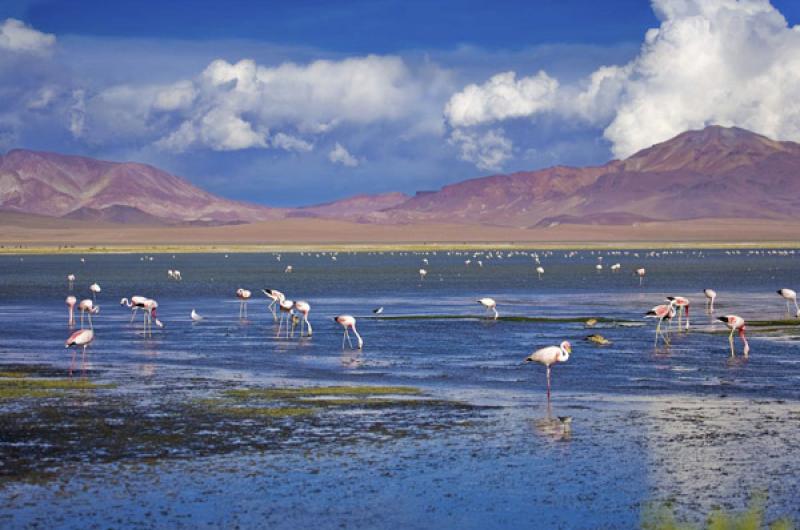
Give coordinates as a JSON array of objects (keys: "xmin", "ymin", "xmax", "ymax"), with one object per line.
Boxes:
[{"xmin": 1, "ymin": 249, "xmax": 800, "ymax": 528}]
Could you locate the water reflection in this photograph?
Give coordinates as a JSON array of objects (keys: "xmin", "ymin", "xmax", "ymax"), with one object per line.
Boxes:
[{"xmin": 530, "ymin": 403, "xmax": 573, "ymax": 442}]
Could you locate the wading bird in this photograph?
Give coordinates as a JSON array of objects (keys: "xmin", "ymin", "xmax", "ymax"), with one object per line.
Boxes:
[
  {"xmin": 236, "ymin": 288, "xmax": 251, "ymax": 319},
  {"xmin": 478, "ymin": 297, "xmax": 498, "ymax": 319},
  {"xmin": 66, "ymin": 296, "xmax": 77, "ymax": 327},
  {"xmin": 67, "ymin": 273, "xmax": 75, "ymax": 289},
  {"xmin": 777, "ymin": 288, "xmax": 800, "ymax": 317},
  {"xmin": 191, "ymin": 309, "xmax": 203, "ymax": 322},
  {"xmin": 293, "ymin": 301, "xmax": 312, "ymax": 337},
  {"xmin": 718, "ymin": 315, "xmax": 749, "ymax": 357},
  {"xmin": 704, "ymin": 288, "xmax": 717, "ymax": 313},
  {"xmin": 645, "ymin": 300, "xmax": 676, "ymax": 347},
  {"xmin": 636, "ymin": 268, "xmax": 646, "ymax": 286},
  {"xmin": 65, "ymin": 328, "xmax": 94, "ymax": 376},
  {"xmin": 120, "ymin": 296, "xmax": 148, "ymax": 323},
  {"xmin": 89, "ymin": 282, "xmax": 101, "ymax": 300},
  {"xmin": 666, "ymin": 296, "xmax": 690, "ymax": 330},
  {"xmin": 276, "ymin": 299, "xmax": 295, "ymax": 337},
  {"xmin": 140, "ymin": 298, "xmax": 163, "ymax": 337},
  {"xmin": 524, "ymin": 341, "xmax": 571, "ymax": 401},
  {"xmin": 419, "ymin": 268, "xmax": 427, "ymax": 280},
  {"xmin": 78, "ymin": 299, "xmax": 99, "ymax": 329},
  {"xmin": 262, "ymin": 289, "xmax": 285, "ymax": 321},
  {"xmin": 334, "ymin": 315, "xmax": 363, "ymax": 349},
  {"xmin": 373, "ymin": 307, "xmax": 384, "ymax": 315},
  {"xmin": 536, "ymin": 266, "xmax": 544, "ymax": 279}
]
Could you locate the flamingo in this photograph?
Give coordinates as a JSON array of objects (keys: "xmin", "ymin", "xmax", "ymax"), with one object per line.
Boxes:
[
  {"xmin": 89, "ymin": 282, "xmax": 101, "ymax": 300},
  {"xmin": 636, "ymin": 268, "xmax": 646, "ymax": 286},
  {"xmin": 262, "ymin": 289, "xmax": 285, "ymax": 321},
  {"xmin": 524, "ymin": 341, "xmax": 571, "ymax": 401},
  {"xmin": 666, "ymin": 296, "xmax": 690, "ymax": 330},
  {"xmin": 536, "ymin": 266, "xmax": 544, "ymax": 279},
  {"xmin": 67, "ymin": 273, "xmax": 75, "ymax": 290},
  {"xmin": 334, "ymin": 315, "xmax": 363, "ymax": 349},
  {"xmin": 191, "ymin": 309, "xmax": 203, "ymax": 322},
  {"xmin": 777, "ymin": 289, "xmax": 800, "ymax": 317},
  {"xmin": 718, "ymin": 315, "xmax": 749, "ymax": 357},
  {"xmin": 704, "ymin": 288, "xmax": 717, "ymax": 313},
  {"xmin": 236, "ymin": 289, "xmax": 251, "ymax": 319},
  {"xmin": 285, "ymin": 265, "xmax": 293, "ymax": 273},
  {"xmin": 66, "ymin": 296, "xmax": 77, "ymax": 327},
  {"xmin": 478, "ymin": 297, "xmax": 498, "ymax": 319},
  {"xmin": 65, "ymin": 328, "xmax": 94, "ymax": 376},
  {"xmin": 276, "ymin": 299, "xmax": 295, "ymax": 337},
  {"xmin": 140, "ymin": 298, "xmax": 163, "ymax": 337},
  {"xmin": 419, "ymin": 268, "xmax": 427, "ymax": 280},
  {"xmin": 78, "ymin": 299, "xmax": 99, "ymax": 329},
  {"xmin": 294, "ymin": 301, "xmax": 313, "ymax": 337},
  {"xmin": 120, "ymin": 296, "xmax": 148, "ymax": 323},
  {"xmin": 645, "ymin": 300, "xmax": 676, "ymax": 346},
  {"xmin": 174, "ymin": 270, "xmax": 182, "ymax": 281}
]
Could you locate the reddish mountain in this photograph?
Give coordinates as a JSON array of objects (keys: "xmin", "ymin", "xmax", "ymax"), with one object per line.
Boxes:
[
  {"xmin": 366, "ymin": 126, "xmax": 800, "ymax": 226},
  {"xmin": 3, "ymin": 126, "xmax": 800, "ymax": 228},
  {"xmin": 0, "ymin": 149, "xmax": 283, "ymax": 224},
  {"xmin": 288, "ymin": 192, "xmax": 410, "ymax": 221}
]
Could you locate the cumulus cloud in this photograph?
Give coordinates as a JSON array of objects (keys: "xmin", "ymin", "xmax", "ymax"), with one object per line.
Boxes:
[
  {"xmin": 0, "ymin": 18, "xmax": 55, "ymax": 55},
  {"xmin": 444, "ymin": 0, "xmax": 800, "ymax": 161},
  {"xmin": 444, "ymin": 71, "xmax": 558, "ymax": 128},
  {"xmin": 149, "ymin": 55, "xmax": 426, "ymax": 152},
  {"xmin": 328, "ymin": 142, "xmax": 359, "ymax": 167},
  {"xmin": 449, "ymin": 128, "xmax": 512, "ymax": 171}
]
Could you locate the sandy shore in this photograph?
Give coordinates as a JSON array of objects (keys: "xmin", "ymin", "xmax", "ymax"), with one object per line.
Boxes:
[{"xmin": 1, "ymin": 212, "xmax": 799, "ymax": 253}]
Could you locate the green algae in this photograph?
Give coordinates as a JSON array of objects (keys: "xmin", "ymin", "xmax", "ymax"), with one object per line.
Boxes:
[{"xmin": 0, "ymin": 377, "xmax": 113, "ymax": 400}]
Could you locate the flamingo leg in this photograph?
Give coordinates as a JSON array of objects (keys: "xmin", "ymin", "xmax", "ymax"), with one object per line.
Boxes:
[
  {"xmin": 342, "ymin": 330, "xmax": 348, "ymax": 349},
  {"xmin": 345, "ymin": 329, "xmax": 353, "ymax": 349},
  {"xmin": 276, "ymin": 314, "xmax": 283, "ymax": 337},
  {"xmin": 88, "ymin": 311, "xmax": 93, "ymax": 330},
  {"xmin": 729, "ymin": 329, "xmax": 735, "ymax": 356},
  {"xmin": 80, "ymin": 311, "xmax": 84, "ymax": 329},
  {"xmin": 69, "ymin": 348, "xmax": 76, "ymax": 376},
  {"xmin": 546, "ymin": 366, "xmax": 551, "ymax": 401},
  {"xmin": 81, "ymin": 345, "xmax": 87, "ymax": 375},
  {"xmin": 130, "ymin": 307, "xmax": 138, "ymax": 323}
]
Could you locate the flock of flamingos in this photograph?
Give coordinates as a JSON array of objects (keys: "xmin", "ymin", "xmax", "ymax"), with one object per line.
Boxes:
[{"xmin": 60, "ymin": 253, "xmax": 800, "ymax": 399}]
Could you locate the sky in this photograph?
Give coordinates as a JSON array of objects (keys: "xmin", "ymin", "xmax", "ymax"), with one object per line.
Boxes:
[{"xmin": 2, "ymin": 0, "xmax": 800, "ymax": 206}]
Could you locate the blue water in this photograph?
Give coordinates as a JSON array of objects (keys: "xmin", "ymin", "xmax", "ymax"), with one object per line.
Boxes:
[{"xmin": 1, "ymin": 249, "xmax": 800, "ymax": 528}]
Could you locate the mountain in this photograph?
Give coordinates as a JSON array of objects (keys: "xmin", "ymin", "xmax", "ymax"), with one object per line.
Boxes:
[
  {"xmin": 3, "ymin": 126, "xmax": 800, "ymax": 229},
  {"xmin": 361, "ymin": 126, "xmax": 800, "ymax": 226},
  {"xmin": 0, "ymin": 149, "xmax": 283, "ymax": 224},
  {"xmin": 288, "ymin": 192, "xmax": 410, "ymax": 221}
]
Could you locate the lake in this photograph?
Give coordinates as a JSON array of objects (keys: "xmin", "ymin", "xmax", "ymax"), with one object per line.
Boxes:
[{"xmin": 1, "ymin": 249, "xmax": 799, "ymax": 528}]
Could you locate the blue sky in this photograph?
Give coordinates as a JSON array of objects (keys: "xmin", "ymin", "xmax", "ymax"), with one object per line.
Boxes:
[{"xmin": 2, "ymin": 0, "xmax": 800, "ymax": 206}]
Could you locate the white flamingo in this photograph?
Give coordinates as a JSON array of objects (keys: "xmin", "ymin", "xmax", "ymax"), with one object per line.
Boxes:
[
  {"xmin": 335, "ymin": 315, "xmax": 363, "ymax": 349},
  {"xmin": 478, "ymin": 297, "xmax": 498, "ymax": 319},
  {"xmin": 524, "ymin": 341, "xmax": 571, "ymax": 401}
]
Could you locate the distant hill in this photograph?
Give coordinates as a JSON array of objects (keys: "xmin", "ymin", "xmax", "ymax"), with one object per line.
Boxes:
[{"xmin": 3, "ymin": 126, "xmax": 800, "ymax": 227}]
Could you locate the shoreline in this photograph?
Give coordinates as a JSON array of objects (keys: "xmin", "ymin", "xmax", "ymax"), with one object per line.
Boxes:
[{"xmin": 3, "ymin": 240, "xmax": 800, "ymax": 255}]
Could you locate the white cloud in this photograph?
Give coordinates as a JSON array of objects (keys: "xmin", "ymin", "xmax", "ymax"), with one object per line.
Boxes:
[
  {"xmin": 272, "ymin": 132, "xmax": 313, "ymax": 152},
  {"xmin": 444, "ymin": 0, "xmax": 800, "ymax": 161},
  {"xmin": 449, "ymin": 128, "xmax": 512, "ymax": 171},
  {"xmin": 444, "ymin": 71, "xmax": 558, "ymax": 128},
  {"xmin": 152, "ymin": 55, "xmax": 427, "ymax": 152},
  {"xmin": 0, "ymin": 18, "xmax": 55, "ymax": 55},
  {"xmin": 328, "ymin": 142, "xmax": 359, "ymax": 167}
]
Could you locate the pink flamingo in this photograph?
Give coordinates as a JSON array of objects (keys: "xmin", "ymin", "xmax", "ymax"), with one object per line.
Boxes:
[
  {"xmin": 78, "ymin": 299, "xmax": 99, "ymax": 329},
  {"xmin": 120, "ymin": 296, "xmax": 148, "ymax": 322},
  {"xmin": 67, "ymin": 274, "xmax": 75, "ymax": 290},
  {"xmin": 666, "ymin": 296, "xmax": 690, "ymax": 330},
  {"xmin": 66, "ymin": 296, "xmax": 77, "ymax": 327},
  {"xmin": 276, "ymin": 299, "xmax": 295, "ymax": 337},
  {"xmin": 65, "ymin": 328, "xmax": 94, "ymax": 375},
  {"xmin": 524, "ymin": 341, "xmax": 571, "ymax": 401},
  {"xmin": 237, "ymin": 289, "xmax": 252, "ymax": 319},
  {"xmin": 704, "ymin": 289, "xmax": 717, "ymax": 313},
  {"xmin": 294, "ymin": 301, "xmax": 313, "ymax": 337},
  {"xmin": 718, "ymin": 315, "xmax": 749, "ymax": 357},
  {"xmin": 334, "ymin": 315, "xmax": 363, "ymax": 349},
  {"xmin": 645, "ymin": 300, "xmax": 676, "ymax": 346},
  {"xmin": 89, "ymin": 282, "xmax": 101, "ymax": 300},
  {"xmin": 140, "ymin": 298, "xmax": 163, "ymax": 337},
  {"xmin": 262, "ymin": 289, "xmax": 285, "ymax": 321},
  {"xmin": 636, "ymin": 268, "xmax": 646, "ymax": 286}
]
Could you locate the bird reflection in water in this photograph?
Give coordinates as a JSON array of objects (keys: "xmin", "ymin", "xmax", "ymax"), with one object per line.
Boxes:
[{"xmin": 531, "ymin": 403, "xmax": 573, "ymax": 442}]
